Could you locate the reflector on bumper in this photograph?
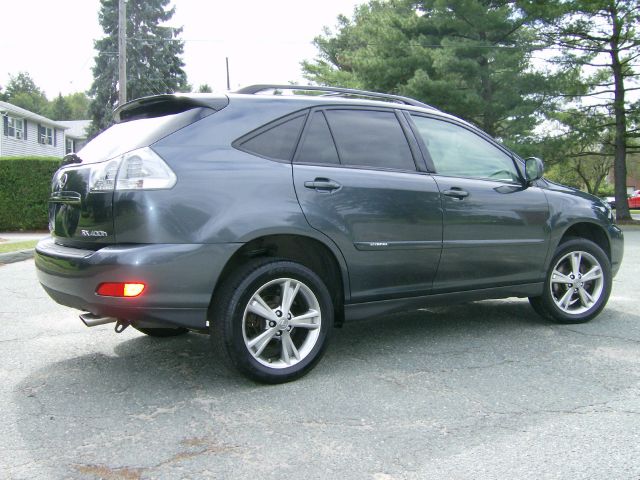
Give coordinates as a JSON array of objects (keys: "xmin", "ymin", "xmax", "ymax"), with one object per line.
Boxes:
[{"xmin": 96, "ymin": 282, "xmax": 145, "ymax": 297}]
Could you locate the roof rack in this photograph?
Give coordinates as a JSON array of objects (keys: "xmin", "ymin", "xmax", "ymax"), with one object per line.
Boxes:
[{"xmin": 234, "ymin": 84, "xmax": 435, "ymax": 110}]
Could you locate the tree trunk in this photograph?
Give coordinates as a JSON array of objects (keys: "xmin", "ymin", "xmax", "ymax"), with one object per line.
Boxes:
[
  {"xmin": 609, "ymin": 6, "xmax": 630, "ymax": 221},
  {"xmin": 477, "ymin": 32, "xmax": 496, "ymax": 137},
  {"xmin": 593, "ymin": 174, "xmax": 606, "ymax": 196}
]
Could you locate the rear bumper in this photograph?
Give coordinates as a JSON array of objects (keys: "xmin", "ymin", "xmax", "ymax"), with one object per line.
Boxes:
[{"xmin": 35, "ymin": 238, "xmax": 240, "ymax": 329}]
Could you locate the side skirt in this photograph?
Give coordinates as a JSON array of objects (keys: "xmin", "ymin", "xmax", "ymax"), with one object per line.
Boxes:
[{"xmin": 344, "ymin": 282, "xmax": 544, "ymax": 322}]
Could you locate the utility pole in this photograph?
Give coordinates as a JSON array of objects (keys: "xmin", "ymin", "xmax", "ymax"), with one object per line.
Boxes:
[
  {"xmin": 118, "ymin": 0, "xmax": 127, "ymax": 105},
  {"xmin": 226, "ymin": 57, "xmax": 230, "ymax": 91}
]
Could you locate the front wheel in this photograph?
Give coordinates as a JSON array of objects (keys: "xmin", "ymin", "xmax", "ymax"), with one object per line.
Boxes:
[
  {"xmin": 529, "ymin": 238, "xmax": 612, "ymax": 324},
  {"xmin": 210, "ymin": 258, "xmax": 333, "ymax": 383}
]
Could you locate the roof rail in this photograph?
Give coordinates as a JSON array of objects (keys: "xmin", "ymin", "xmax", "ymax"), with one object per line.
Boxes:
[{"xmin": 234, "ymin": 84, "xmax": 435, "ymax": 110}]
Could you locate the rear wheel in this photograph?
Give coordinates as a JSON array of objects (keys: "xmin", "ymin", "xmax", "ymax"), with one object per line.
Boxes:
[
  {"xmin": 529, "ymin": 238, "xmax": 611, "ymax": 324},
  {"xmin": 133, "ymin": 326, "xmax": 189, "ymax": 337},
  {"xmin": 528, "ymin": 296, "xmax": 551, "ymax": 320},
  {"xmin": 210, "ymin": 258, "xmax": 333, "ymax": 383}
]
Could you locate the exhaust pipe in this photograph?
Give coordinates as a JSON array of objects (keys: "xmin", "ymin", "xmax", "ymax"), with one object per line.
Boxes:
[{"xmin": 80, "ymin": 312, "xmax": 117, "ymax": 327}]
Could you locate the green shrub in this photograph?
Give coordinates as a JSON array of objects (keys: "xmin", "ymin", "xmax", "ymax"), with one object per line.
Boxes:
[
  {"xmin": 597, "ymin": 183, "xmax": 616, "ymax": 197},
  {"xmin": 0, "ymin": 156, "xmax": 61, "ymax": 230}
]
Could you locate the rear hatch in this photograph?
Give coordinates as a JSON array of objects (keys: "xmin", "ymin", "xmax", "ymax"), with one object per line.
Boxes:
[
  {"xmin": 49, "ymin": 94, "xmax": 228, "ymax": 248},
  {"xmin": 49, "ymin": 164, "xmax": 114, "ymax": 246}
]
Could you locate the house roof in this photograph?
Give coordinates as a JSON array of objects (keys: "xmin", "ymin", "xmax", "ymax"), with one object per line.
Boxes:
[
  {"xmin": 0, "ymin": 101, "xmax": 69, "ymax": 129},
  {"xmin": 57, "ymin": 120, "xmax": 91, "ymax": 139}
]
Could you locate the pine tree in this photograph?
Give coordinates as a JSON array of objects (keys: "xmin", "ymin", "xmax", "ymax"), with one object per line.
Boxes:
[
  {"xmin": 303, "ymin": 0, "xmax": 559, "ymax": 140},
  {"xmin": 88, "ymin": 0, "xmax": 189, "ymax": 137}
]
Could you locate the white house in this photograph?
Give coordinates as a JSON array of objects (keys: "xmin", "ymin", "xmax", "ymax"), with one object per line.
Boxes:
[
  {"xmin": 58, "ymin": 120, "xmax": 91, "ymax": 154},
  {"xmin": 0, "ymin": 101, "xmax": 69, "ymax": 157}
]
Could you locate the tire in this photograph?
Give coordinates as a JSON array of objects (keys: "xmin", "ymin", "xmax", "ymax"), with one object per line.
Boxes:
[
  {"xmin": 528, "ymin": 296, "xmax": 552, "ymax": 320},
  {"xmin": 210, "ymin": 258, "xmax": 333, "ymax": 384},
  {"xmin": 529, "ymin": 238, "xmax": 612, "ymax": 324},
  {"xmin": 133, "ymin": 326, "xmax": 189, "ymax": 337}
]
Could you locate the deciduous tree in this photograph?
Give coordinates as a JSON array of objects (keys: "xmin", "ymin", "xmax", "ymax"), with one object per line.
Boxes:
[
  {"xmin": 48, "ymin": 94, "xmax": 72, "ymax": 121},
  {"xmin": 524, "ymin": 0, "xmax": 640, "ymax": 220},
  {"xmin": 63, "ymin": 92, "xmax": 91, "ymax": 120},
  {"xmin": 3, "ymin": 72, "xmax": 49, "ymax": 115}
]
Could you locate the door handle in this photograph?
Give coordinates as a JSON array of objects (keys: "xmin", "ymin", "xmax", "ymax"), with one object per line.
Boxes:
[
  {"xmin": 443, "ymin": 188, "xmax": 469, "ymax": 199},
  {"xmin": 304, "ymin": 178, "xmax": 342, "ymax": 192}
]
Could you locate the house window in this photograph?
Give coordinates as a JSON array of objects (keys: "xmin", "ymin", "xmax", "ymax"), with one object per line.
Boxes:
[
  {"xmin": 65, "ymin": 138, "xmax": 75, "ymax": 154},
  {"xmin": 39, "ymin": 126, "xmax": 53, "ymax": 145},
  {"xmin": 7, "ymin": 117, "xmax": 24, "ymax": 139}
]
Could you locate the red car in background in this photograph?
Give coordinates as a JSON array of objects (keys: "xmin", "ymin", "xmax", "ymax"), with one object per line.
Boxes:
[
  {"xmin": 604, "ymin": 190, "xmax": 640, "ymax": 209},
  {"xmin": 628, "ymin": 190, "xmax": 640, "ymax": 209}
]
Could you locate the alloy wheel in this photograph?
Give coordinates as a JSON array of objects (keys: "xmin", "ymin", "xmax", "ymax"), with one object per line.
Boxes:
[
  {"xmin": 549, "ymin": 250, "xmax": 604, "ymax": 315},
  {"xmin": 242, "ymin": 277, "xmax": 322, "ymax": 369}
]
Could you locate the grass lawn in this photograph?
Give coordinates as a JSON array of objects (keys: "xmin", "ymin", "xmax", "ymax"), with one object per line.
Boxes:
[{"xmin": 0, "ymin": 240, "xmax": 39, "ymax": 254}]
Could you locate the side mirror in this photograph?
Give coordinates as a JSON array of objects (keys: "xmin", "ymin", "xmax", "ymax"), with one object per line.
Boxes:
[{"xmin": 525, "ymin": 157, "xmax": 544, "ymax": 183}]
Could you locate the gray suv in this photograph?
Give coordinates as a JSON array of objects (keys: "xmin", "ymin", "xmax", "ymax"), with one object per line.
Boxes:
[{"xmin": 35, "ymin": 85, "xmax": 624, "ymax": 383}]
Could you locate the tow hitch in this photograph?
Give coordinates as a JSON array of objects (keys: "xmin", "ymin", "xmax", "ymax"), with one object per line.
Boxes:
[{"xmin": 114, "ymin": 319, "xmax": 130, "ymax": 333}]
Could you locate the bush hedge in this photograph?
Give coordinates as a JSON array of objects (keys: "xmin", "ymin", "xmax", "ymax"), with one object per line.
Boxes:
[{"xmin": 0, "ymin": 156, "xmax": 61, "ymax": 230}]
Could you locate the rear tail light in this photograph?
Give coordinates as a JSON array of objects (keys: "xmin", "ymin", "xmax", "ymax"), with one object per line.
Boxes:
[
  {"xmin": 116, "ymin": 147, "xmax": 177, "ymax": 190},
  {"xmin": 96, "ymin": 282, "xmax": 146, "ymax": 297},
  {"xmin": 89, "ymin": 147, "xmax": 176, "ymax": 192},
  {"xmin": 89, "ymin": 159, "xmax": 119, "ymax": 192}
]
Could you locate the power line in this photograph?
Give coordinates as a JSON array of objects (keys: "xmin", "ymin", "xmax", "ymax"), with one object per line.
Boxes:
[{"xmin": 125, "ymin": 35, "xmax": 557, "ymax": 50}]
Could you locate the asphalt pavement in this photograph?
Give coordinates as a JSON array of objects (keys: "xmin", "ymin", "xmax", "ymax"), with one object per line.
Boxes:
[{"xmin": 1, "ymin": 230, "xmax": 639, "ymax": 479}]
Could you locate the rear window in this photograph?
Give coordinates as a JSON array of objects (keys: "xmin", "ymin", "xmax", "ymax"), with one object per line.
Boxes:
[
  {"xmin": 236, "ymin": 114, "xmax": 306, "ymax": 161},
  {"xmin": 78, "ymin": 107, "xmax": 212, "ymax": 164}
]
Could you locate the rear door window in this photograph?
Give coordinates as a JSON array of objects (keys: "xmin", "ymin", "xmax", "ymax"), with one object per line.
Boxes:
[
  {"xmin": 295, "ymin": 111, "xmax": 340, "ymax": 165},
  {"xmin": 324, "ymin": 109, "xmax": 416, "ymax": 171}
]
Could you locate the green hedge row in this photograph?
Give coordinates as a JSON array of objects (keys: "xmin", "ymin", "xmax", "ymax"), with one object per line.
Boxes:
[{"xmin": 0, "ymin": 156, "xmax": 61, "ymax": 230}]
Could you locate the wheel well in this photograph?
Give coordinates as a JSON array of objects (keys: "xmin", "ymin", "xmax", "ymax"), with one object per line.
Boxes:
[
  {"xmin": 209, "ymin": 235, "xmax": 345, "ymax": 325},
  {"xmin": 560, "ymin": 223, "xmax": 611, "ymax": 259}
]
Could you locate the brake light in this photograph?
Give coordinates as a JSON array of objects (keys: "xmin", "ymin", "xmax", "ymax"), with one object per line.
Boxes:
[
  {"xmin": 89, "ymin": 147, "xmax": 176, "ymax": 192},
  {"xmin": 116, "ymin": 147, "xmax": 177, "ymax": 190},
  {"xmin": 96, "ymin": 282, "xmax": 146, "ymax": 297},
  {"xmin": 89, "ymin": 159, "xmax": 119, "ymax": 192}
]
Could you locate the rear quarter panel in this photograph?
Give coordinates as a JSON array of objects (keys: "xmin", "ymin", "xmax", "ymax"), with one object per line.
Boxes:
[{"xmin": 114, "ymin": 98, "xmax": 317, "ymax": 245}]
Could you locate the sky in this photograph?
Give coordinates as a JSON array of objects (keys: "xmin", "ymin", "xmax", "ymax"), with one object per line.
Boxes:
[{"xmin": 0, "ymin": 0, "xmax": 363, "ymax": 98}]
